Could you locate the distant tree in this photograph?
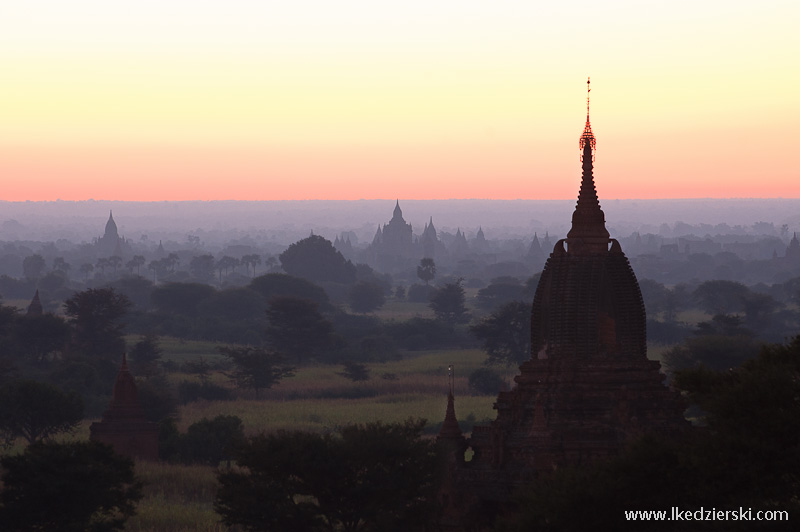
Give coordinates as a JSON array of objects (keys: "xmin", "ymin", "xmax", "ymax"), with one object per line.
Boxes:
[
  {"xmin": 475, "ymin": 276, "xmax": 525, "ymax": 310},
  {"xmin": 198, "ymin": 287, "xmax": 265, "ymax": 322},
  {"xmin": 219, "ymin": 346, "xmax": 294, "ymax": 398},
  {"xmin": 11, "ymin": 313, "xmax": 71, "ymax": 364},
  {"xmin": 692, "ymin": 280, "xmax": 750, "ymax": 315},
  {"xmin": 151, "ymin": 282, "xmax": 215, "ymax": 316},
  {"xmin": 407, "ymin": 283, "xmax": 434, "ymax": 302},
  {"xmin": 395, "ymin": 285, "xmax": 406, "ymax": 299},
  {"xmin": 279, "ymin": 235, "xmax": 357, "ymax": 285},
  {"xmin": 128, "ymin": 333, "xmax": 163, "ymax": 377},
  {"xmin": 108, "ymin": 255, "xmax": 122, "ymax": 273},
  {"xmin": 79, "ymin": 262, "xmax": 94, "ymax": 280},
  {"xmin": 430, "ymin": 278, "xmax": 469, "ymax": 324},
  {"xmin": 0, "ymin": 441, "xmax": 142, "ymax": 532},
  {"xmin": 22, "ymin": 254, "xmax": 46, "ymax": 281},
  {"xmin": 189, "ymin": 254, "xmax": 216, "ymax": 281},
  {"xmin": 0, "ymin": 380, "xmax": 83, "ymax": 445},
  {"xmin": 348, "ymin": 281, "xmax": 386, "ymax": 313},
  {"xmin": 216, "ymin": 255, "xmax": 239, "ymax": 282},
  {"xmin": 52, "ymin": 256, "xmax": 71, "ymax": 275},
  {"xmin": 63, "ymin": 287, "xmax": 132, "ymax": 360},
  {"xmin": 165, "ymin": 252, "xmax": 180, "ymax": 273},
  {"xmin": 95, "ymin": 257, "xmax": 110, "ymax": 275},
  {"xmin": 662, "ymin": 314, "xmax": 760, "ymax": 372},
  {"xmin": 126, "ymin": 255, "xmax": 145, "ymax": 275},
  {"xmin": 470, "ymin": 301, "xmax": 531, "ymax": 366},
  {"xmin": 249, "ymin": 273, "xmax": 330, "ymax": 308},
  {"xmin": 106, "ymin": 275, "xmax": 154, "ymax": 310},
  {"xmin": 174, "ymin": 415, "xmax": 245, "ymax": 466},
  {"xmin": 264, "ymin": 296, "xmax": 335, "ymax": 364},
  {"xmin": 416, "ymin": 257, "xmax": 436, "ymax": 285},
  {"xmin": 215, "ymin": 419, "xmax": 438, "ymax": 532},
  {"xmin": 338, "ymin": 359, "xmax": 370, "ymax": 381},
  {"xmin": 241, "ymin": 254, "xmax": 262, "ymax": 277}
]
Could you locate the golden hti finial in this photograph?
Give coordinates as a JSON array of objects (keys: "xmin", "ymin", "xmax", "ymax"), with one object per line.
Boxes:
[
  {"xmin": 579, "ymin": 76, "xmax": 596, "ymax": 156},
  {"xmin": 586, "ymin": 77, "xmax": 591, "ymax": 116}
]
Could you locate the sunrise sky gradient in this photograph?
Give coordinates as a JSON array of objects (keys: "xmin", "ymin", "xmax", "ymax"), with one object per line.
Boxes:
[{"xmin": 1, "ymin": 1, "xmax": 797, "ymax": 201}]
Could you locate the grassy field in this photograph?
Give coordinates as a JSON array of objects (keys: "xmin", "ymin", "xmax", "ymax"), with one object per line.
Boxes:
[{"xmin": 96, "ymin": 343, "xmax": 496, "ymax": 531}]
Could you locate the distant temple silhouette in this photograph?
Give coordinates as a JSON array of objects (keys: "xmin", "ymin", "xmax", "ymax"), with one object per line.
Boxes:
[
  {"xmin": 437, "ymin": 80, "xmax": 686, "ymax": 529},
  {"xmin": 90, "ymin": 354, "xmax": 159, "ymax": 461},
  {"xmin": 95, "ymin": 210, "xmax": 130, "ymax": 257}
]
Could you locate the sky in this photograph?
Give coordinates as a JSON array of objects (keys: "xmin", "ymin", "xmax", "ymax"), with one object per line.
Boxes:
[{"xmin": 0, "ymin": 1, "xmax": 798, "ymax": 202}]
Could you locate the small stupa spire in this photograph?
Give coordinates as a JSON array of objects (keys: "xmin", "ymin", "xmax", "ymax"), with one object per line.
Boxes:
[{"xmin": 438, "ymin": 364, "xmax": 463, "ymax": 440}]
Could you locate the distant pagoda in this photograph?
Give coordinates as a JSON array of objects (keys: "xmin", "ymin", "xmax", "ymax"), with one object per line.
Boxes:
[{"xmin": 90, "ymin": 354, "xmax": 159, "ymax": 461}]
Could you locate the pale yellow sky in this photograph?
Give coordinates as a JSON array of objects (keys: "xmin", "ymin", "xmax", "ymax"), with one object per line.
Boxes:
[{"xmin": 0, "ymin": 1, "xmax": 797, "ymax": 200}]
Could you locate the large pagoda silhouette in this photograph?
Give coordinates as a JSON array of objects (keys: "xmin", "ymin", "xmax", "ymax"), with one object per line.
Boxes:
[{"xmin": 438, "ymin": 80, "xmax": 686, "ymax": 529}]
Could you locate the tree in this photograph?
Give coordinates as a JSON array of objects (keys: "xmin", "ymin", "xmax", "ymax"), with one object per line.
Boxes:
[
  {"xmin": 215, "ymin": 419, "xmax": 439, "ymax": 532},
  {"xmin": 279, "ymin": 234, "xmax": 357, "ymax": 284},
  {"xmin": 430, "ymin": 278, "xmax": 469, "ymax": 324},
  {"xmin": 416, "ymin": 257, "xmax": 436, "ymax": 285},
  {"xmin": 22, "ymin": 254, "xmax": 46, "ymax": 281},
  {"xmin": 348, "ymin": 281, "xmax": 386, "ymax": 313},
  {"xmin": 189, "ymin": 254, "xmax": 216, "ymax": 281},
  {"xmin": 126, "ymin": 255, "xmax": 145, "ymax": 275},
  {"xmin": 128, "ymin": 333, "xmax": 162, "ymax": 377},
  {"xmin": 63, "ymin": 287, "xmax": 132, "ymax": 359},
  {"xmin": 216, "ymin": 255, "xmax": 239, "ymax": 282},
  {"xmin": 470, "ymin": 300, "xmax": 531, "ymax": 366},
  {"xmin": 0, "ymin": 441, "xmax": 142, "ymax": 532},
  {"xmin": 172, "ymin": 415, "xmax": 245, "ymax": 466},
  {"xmin": 338, "ymin": 359, "xmax": 370, "ymax": 381},
  {"xmin": 241, "ymin": 254, "xmax": 262, "ymax": 277},
  {"xmin": 52, "ymin": 256, "xmax": 71, "ymax": 274},
  {"xmin": 11, "ymin": 313, "xmax": 71, "ymax": 364},
  {"xmin": 95, "ymin": 257, "xmax": 110, "ymax": 275},
  {"xmin": 474, "ymin": 276, "xmax": 525, "ymax": 310},
  {"xmin": 265, "ymin": 296, "xmax": 335, "ymax": 364},
  {"xmin": 249, "ymin": 273, "xmax": 330, "ymax": 308},
  {"xmin": 79, "ymin": 262, "xmax": 94, "ymax": 280},
  {"xmin": 219, "ymin": 345, "xmax": 294, "ymax": 398},
  {"xmin": 662, "ymin": 314, "xmax": 760, "ymax": 372},
  {"xmin": 692, "ymin": 279, "xmax": 750, "ymax": 315},
  {"xmin": 0, "ymin": 380, "xmax": 83, "ymax": 445},
  {"xmin": 108, "ymin": 255, "xmax": 122, "ymax": 273},
  {"xmin": 151, "ymin": 282, "xmax": 215, "ymax": 316}
]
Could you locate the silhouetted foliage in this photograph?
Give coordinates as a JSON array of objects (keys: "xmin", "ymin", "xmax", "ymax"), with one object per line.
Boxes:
[
  {"xmin": 407, "ymin": 283, "xmax": 434, "ymax": 302},
  {"xmin": 135, "ymin": 374, "xmax": 178, "ymax": 423},
  {"xmin": 215, "ymin": 419, "xmax": 439, "ymax": 532},
  {"xmin": 417, "ymin": 257, "xmax": 436, "ymax": 285},
  {"xmin": 264, "ymin": 296, "xmax": 335, "ymax": 364},
  {"xmin": 0, "ymin": 379, "xmax": 83, "ymax": 445},
  {"xmin": 21, "ymin": 253, "xmax": 45, "ymax": 281},
  {"xmin": 160, "ymin": 415, "xmax": 245, "ymax": 466},
  {"xmin": 430, "ymin": 279, "xmax": 469, "ymax": 324},
  {"xmin": 338, "ymin": 360, "xmax": 370, "ymax": 381},
  {"xmin": 249, "ymin": 272, "xmax": 331, "ymax": 308},
  {"xmin": 470, "ymin": 301, "xmax": 531, "ymax": 366},
  {"xmin": 0, "ymin": 441, "xmax": 142, "ymax": 532},
  {"xmin": 10, "ymin": 313, "xmax": 70, "ymax": 364},
  {"xmin": 475, "ymin": 276, "xmax": 525, "ymax": 310},
  {"xmin": 692, "ymin": 279, "xmax": 750, "ymax": 314},
  {"xmin": 348, "ymin": 281, "xmax": 386, "ymax": 313},
  {"xmin": 151, "ymin": 282, "xmax": 215, "ymax": 316},
  {"xmin": 189, "ymin": 254, "xmax": 216, "ymax": 281},
  {"xmin": 662, "ymin": 314, "xmax": 761, "ymax": 372},
  {"xmin": 279, "ymin": 235, "xmax": 357, "ymax": 285},
  {"xmin": 177, "ymin": 380, "xmax": 232, "ymax": 404},
  {"xmin": 64, "ymin": 287, "xmax": 132, "ymax": 360},
  {"xmin": 105, "ymin": 275, "xmax": 153, "ymax": 310},
  {"xmin": 219, "ymin": 345, "xmax": 294, "ymax": 397},
  {"xmin": 128, "ymin": 333, "xmax": 162, "ymax": 377},
  {"xmin": 468, "ymin": 368, "xmax": 505, "ymax": 395}
]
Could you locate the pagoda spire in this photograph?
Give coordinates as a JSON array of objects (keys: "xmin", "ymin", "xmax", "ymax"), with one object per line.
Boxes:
[
  {"xmin": 438, "ymin": 364, "xmax": 463, "ymax": 441},
  {"xmin": 567, "ymin": 77, "xmax": 609, "ymax": 250}
]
